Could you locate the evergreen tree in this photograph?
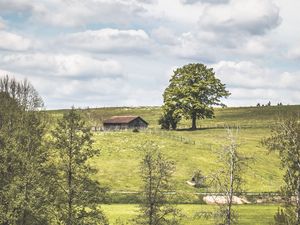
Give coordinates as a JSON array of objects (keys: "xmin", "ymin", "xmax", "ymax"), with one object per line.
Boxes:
[{"xmin": 51, "ymin": 107, "xmax": 108, "ymax": 225}]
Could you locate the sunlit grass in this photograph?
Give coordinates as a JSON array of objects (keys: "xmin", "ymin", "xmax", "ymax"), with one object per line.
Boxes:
[{"xmin": 102, "ymin": 204, "xmax": 279, "ymax": 225}]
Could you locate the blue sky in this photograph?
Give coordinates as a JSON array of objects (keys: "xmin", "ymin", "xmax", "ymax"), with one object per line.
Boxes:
[{"xmin": 0, "ymin": 0, "xmax": 300, "ymax": 109}]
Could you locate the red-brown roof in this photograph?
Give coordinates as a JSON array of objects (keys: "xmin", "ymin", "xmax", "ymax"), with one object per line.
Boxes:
[{"xmin": 103, "ymin": 116, "xmax": 144, "ymax": 124}]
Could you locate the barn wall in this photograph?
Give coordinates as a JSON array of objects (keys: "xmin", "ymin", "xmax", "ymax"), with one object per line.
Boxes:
[
  {"xmin": 103, "ymin": 123, "xmax": 129, "ymax": 130},
  {"xmin": 128, "ymin": 118, "xmax": 148, "ymax": 129},
  {"xmin": 103, "ymin": 118, "xmax": 148, "ymax": 130}
]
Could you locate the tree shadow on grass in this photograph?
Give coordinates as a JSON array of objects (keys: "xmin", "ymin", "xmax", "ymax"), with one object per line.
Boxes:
[{"xmin": 175, "ymin": 127, "xmax": 223, "ymax": 132}]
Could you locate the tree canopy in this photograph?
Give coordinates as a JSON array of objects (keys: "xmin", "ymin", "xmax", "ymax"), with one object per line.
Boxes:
[{"xmin": 162, "ymin": 63, "xmax": 230, "ymax": 130}]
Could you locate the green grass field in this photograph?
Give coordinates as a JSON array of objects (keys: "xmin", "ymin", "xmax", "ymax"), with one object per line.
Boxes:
[
  {"xmin": 47, "ymin": 105, "xmax": 300, "ymax": 194},
  {"xmin": 92, "ymin": 128, "xmax": 282, "ymax": 193},
  {"xmin": 47, "ymin": 105, "xmax": 300, "ymax": 223},
  {"xmin": 102, "ymin": 204, "xmax": 279, "ymax": 225}
]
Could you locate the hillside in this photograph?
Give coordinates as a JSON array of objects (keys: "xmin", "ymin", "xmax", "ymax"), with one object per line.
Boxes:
[{"xmin": 49, "ymin": 105, "xmax": 300, "ymax": 196}]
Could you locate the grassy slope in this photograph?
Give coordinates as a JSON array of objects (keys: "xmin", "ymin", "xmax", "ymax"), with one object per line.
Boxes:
[
  {"xmin": 49, "ymin": 105, "xmax": 300, "ymax": 193},
  {"xmin": 47, "ymin": 105, "xmax": 300, "ymax": 223},
  {"xmin": 102, "ymin": 204, "xmax": 278, "ymax": 225}
]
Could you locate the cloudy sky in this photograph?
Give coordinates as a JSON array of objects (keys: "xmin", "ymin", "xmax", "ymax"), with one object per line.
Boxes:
[{"xmin": 0, "ymin": 0, "xmax": 299, "ymax": 109}]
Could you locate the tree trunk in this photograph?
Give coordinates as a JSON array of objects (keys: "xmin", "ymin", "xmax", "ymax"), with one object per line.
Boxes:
[
  {"xmin": 21, "ymin": 183, "xmax": 28, "ymax": 225},
  {"xmin": 67, "ymin": 130, "xmax": 74, "ymax": 225},
  {"xmin": 67, "ymin": 162, "xmax": 72, "ymax": 225},
  {"xmin": 227, "ymin": 154, "xmax": 234, "ymax": 225},
  {"xmin": 296, "ymin": 179, "xmax": 300, "ymax": 224},
  {"xmin": 191, "ymin": 114, "xmax": 197, "ymax": 130}
]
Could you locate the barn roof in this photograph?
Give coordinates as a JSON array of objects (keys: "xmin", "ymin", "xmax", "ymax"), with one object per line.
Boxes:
[{"xmin": 103, "ymin": 116, "xmax": 148, "ymax": 124}]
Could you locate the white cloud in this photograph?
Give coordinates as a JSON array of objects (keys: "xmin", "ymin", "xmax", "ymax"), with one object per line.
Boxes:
[
  {"xmin": 0, "ymin": 18, "xmax": 5, "ymax": 29},
  {"xmin": 0, "ymin": 0, "xmax": 300, "ymax": 108},
  {"xmin": 287, "ymin": 47, "xmax": 300, "ymax": 60},
  {"xmin": 213, "ymin": 61, "xmax": 300, "ymax": 89},
  {"xmin": 150, "ymin": 27, "xmax": 179, "ymax": 45},
  {"xmin": 211, "ymin": 60, "xmax": 300, "ymax": 105},
  {"xmin": 0, "ymin": 0, "xmax": 150, "ymax": 27},
  {"xmin": 199, "ymin": 0, "xmax": 281, "ymax": 34},
  {"xmin": 59, "ymin": 29, "xmax": 152, "ymax": 54},
  {"xmin": 0, "ymin": 53, "xmax": 123, "ymax": 78},
  {"xmin": 181, "ymin": 0, "xmax": 229, "ymax": 4},
  {"xmin": 0, "ymin": 31, "xmax": 32, "ymax": 51},
  {"xmin": 148, "ymin": 0, "xmax": 281, "ymax": 61}
]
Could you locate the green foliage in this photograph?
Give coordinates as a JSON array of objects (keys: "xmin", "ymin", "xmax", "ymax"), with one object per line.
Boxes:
[
  {"xmin": 135, "ymin": 142, "xmax": 182, "ymax": 225},
  {"xmin": 274, "ymin": 208, "xmax": 286, "ymax": 225},
  {"xmin": 263, "ymin": 117, "xmax": 300, "ymax": 225},
  {"xmin": 191, "ymin": 169, "xmax": 206, "ymax": 188},
  {"xmin": 51, "ymin": 107, "xmax": 108, "ymax": 225},
  {"xmin": 0, "ymin": 75, "xmax": 43, "ymax": 110},
  {"xmin": 0, "ymin": 76, "xmax": 52, "ymax": 224},
  {"xmin": 162, "ymin": 63, "xmax": 230, "ymax": 129},
  {"xmin": 158, "ymin": 109, "xmax": 181, "ymax": 130}
]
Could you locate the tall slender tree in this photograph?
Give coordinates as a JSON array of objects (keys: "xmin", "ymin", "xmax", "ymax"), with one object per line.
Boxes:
[
  {"xmin": 211, "ymin": 130, "xmax": 248, "ymax": 225},
  {"xmin": 51, "ymin": 107, "xmax": 108, "ymax": 225},
  {"xmin": 263, "ymin": 118, "xmax": 300, "ymax": 225},
  {"xmin": 135, "ymin": 142, "xmax": 181, "ymax": 225}
]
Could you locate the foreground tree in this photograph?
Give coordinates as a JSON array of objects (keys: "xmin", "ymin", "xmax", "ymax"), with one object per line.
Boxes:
[
  {"xmin": 162, "ymin": 63, "xmax": 230, "ymax": 130},
  {"xmin": 211, "ymin": 130, "xmax": 248, "ymax": 225},
  {"xmin": 135, "ymin": 142, "xmax": 181, "ymax": 225},
  {"xmin": 263, "ymin": 118, "xmax": 300, "ymax": 225},
  {"xmin": 0, "ymin": 76, "xmax": 52, "ymax": 224},
  {"xmin": 51, "ymin": 108, "xmax": 108, "ymax": 225}
]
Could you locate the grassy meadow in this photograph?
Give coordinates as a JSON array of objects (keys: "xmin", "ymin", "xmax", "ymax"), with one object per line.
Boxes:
[
  {"xmin": 76, "ymin": 105, "xmax": 300, "ymax": 194},
  {"xmin": 48, "ymin": 105, "xmax": 300, "ymax": 193},
  {"xmin": 48, "ymin": 105, "xmax": 300, "ymax": 223},
  {"xmin": 102, "ymin": 204, "xmax": 278, "ymax": 225}
]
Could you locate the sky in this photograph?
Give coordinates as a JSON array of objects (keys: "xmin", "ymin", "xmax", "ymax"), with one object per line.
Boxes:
[{"xmin": 0, "ymin": 0, "xmax": 300, "ymax": 109}]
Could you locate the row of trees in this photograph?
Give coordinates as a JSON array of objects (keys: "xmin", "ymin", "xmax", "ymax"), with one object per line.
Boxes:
[
  {"xmin": 0, "ymin": 76, "xmax": 108, "ymax": 224},
  {"xmin": 0, "ymin": 76, "xmax": 184, "ymax": 225}
]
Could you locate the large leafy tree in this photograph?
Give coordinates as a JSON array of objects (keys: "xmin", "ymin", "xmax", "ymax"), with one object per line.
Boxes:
[
  {"xmin": 263, "ymin": 118, "xmax": 300, "ymax": 225},
  {"xmin": 51, "ymin": 108, "xmax": 108, "ymax": 225},
  {"xmin": 0, "ymin": 76, "xmax": 52, "ymax": 224},
  {"xmin": 162, "ymin": 63, "xmax": 230, "ymax": 130}
]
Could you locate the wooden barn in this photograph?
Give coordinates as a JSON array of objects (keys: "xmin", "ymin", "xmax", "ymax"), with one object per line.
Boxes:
[{"xmin": 103, "ymin": 116, "xmax": 148, "ymax": 130}]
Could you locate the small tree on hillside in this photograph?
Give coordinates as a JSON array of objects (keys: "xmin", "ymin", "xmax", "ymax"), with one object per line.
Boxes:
[
  {"xmin": 51, "ymin": 107, "xmax": 108, "ymax": 225},
  {"xmin": 162, "ymin": 63, "xmax": 230, "ymax": 130},
  {"xmin": 262, "ymin": 118, "xmax": 300, "ymax": 225},
  {"xmin": 211, "ymin": 129, "xmax": 249, "ymax": 225},
  {"xmin": 135, "ymin": 142, "xmax": 181, "ymax": 225},
  {"xmin": 158, "ymin": 106, "xmax": 181, "ymax": 130}
]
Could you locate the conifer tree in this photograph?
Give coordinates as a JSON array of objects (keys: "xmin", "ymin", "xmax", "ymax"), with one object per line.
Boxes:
[{"xmin": 51, "ymin": 107, "xmax": 108, "ymax": 225}]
